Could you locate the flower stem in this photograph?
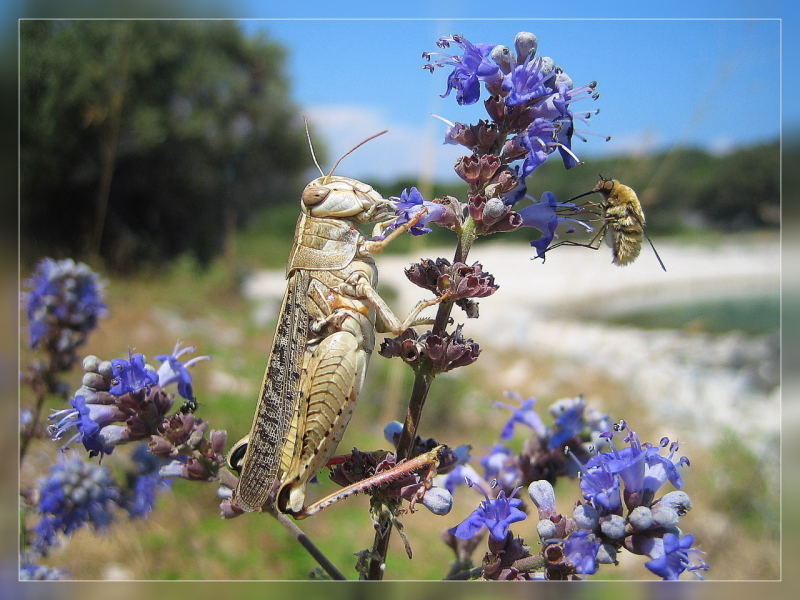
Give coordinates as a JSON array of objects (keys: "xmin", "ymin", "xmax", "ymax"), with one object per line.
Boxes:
[
  {"xmin": 366, "ymin": 218, "xmax": 478, "ymax": 580},
  {"xmin": 19, "ymin": 392, "xmax": 46, "ymax": 462},
  {"xmin": 269, "ymin": 508, "xmax": 346, "ymax": 580}
]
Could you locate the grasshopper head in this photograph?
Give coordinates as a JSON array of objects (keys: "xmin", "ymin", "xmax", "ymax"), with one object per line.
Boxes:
[{"xmin": 301, "ymin": 175, "xmax": 395, "ymax": 224}]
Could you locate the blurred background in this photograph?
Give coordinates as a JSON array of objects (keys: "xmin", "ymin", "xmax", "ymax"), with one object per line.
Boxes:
[{"xmin": 18, "ymin": 17, "xmax": 783, "ymax": 582}]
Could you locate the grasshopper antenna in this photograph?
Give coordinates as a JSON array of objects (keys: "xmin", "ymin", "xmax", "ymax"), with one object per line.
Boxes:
[
  {"xmin": 304, "ymin": 116, "xmax": 325, "ymax": 178},
  {"xmin": 325, "ymin": 129, "xmax": 388, "ymax": 182}
]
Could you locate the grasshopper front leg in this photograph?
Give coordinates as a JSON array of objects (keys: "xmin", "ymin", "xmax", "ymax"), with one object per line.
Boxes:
[{"xmin": 336, "ymin": 272, "xmax": 446, "ymax": 335}]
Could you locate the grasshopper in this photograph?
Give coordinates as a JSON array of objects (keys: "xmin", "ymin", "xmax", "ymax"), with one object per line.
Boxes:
[{"xmin": 227, "ymin": 132, "xmax": 445, "ymax": 518}]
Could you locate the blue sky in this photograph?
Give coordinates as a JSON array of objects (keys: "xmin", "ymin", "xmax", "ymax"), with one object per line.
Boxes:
[{"xmin": 238, "ymin": 17, "xmax": 782, "ymax": 180}]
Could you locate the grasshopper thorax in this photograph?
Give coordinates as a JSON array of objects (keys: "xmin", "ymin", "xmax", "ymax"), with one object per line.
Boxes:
[{"xmin": 301, "ymin": 175, "xmax": 394, "ymax": 224}]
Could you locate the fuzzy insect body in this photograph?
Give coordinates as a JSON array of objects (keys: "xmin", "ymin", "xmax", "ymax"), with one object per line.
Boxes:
[
  {"xmin": 229, "ymin": 174, "xmax": 441, "ymax": 516},
  {"xmin": 593, "ymin": 178, "xmax": 647, "ymax": 266}
]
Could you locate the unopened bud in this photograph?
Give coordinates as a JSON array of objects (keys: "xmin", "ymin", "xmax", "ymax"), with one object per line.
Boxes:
[
  {"xmin": 600, "ymin": 514, "xmax": 626, "ymax": 539},
  {"xmin": 97, "ymin": 360, "xmax": 113, "ymax": 379},
  {"xmin": 573, "ymin": 503, "xmax": 599, "ymax": 530},
  {"xmin": 481, "ymin": 197, "xmax": 507, "ymax": 228},
  {"xmin": 628, "ymin": 506, "xmax": 654, "ymax": 531},
  {"xmin": 656, "ymin": 491, "xmax": 692, "ymax": 516},
  {"xmin": 596, "ymin": 543, "xmax": 618, "ymax": 564},
  {"xmin": 537, "ymin": 518, "xmax": 557, "ymax": 539},
  {"xmin": 651, "ymin": 506, "xmax": 680, "ymax": 529},
  {"xmin": 528, "ymin": 480, "xmax": 556, "ymax": 517},
  {"xmin": 82, "ymin": 355, "xmax": 101, "ymax": 373},
  {"xmin": 82, "ymin": 372, "xmax": 109, "ymax": 391},
  {"xmin": 514, "ymin": 32, "xmax": 538, "ymax": 63},
  {"xmin": 383, "ymin": 421, "xmax": 404, "ymax": 446},
  {"xmin": 490, "ymin": 45, "xmax": 513, "ymax": 73},
  {"xmin": 422, "ymin": 487, "xmax": 453, "ymax": 515}
]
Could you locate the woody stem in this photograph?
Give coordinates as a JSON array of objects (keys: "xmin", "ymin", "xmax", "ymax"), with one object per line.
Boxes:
[{"xmin": 365, "ymin": 219, "xmax": 477, "ymax": 580}]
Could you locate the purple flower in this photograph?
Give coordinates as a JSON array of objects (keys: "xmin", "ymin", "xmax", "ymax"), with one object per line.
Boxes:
[
  {"xmin": 563, "ymin": 530, "xmax": 601, "ymax": 575},
  {"xmin": 645, "ymin": 533, "xmax": 708, "ymax": 580},
  {"xmin": 123, "ymin": 444, "xmax": 172, "ymax": 518},
  {"xmin": 49, "ymin": 395, "xmax": 129, "ymax": 457},
  {"xmin": 33, "ymin": 454, "xmax": 120, "ymax": 555},
  {"xmin": 109, "ymin": 352, "xmax": 159, "ymax": 396},
  {"xmin": 548, "ymin": 396, "xmax": 588, "ymax": 450},
  {"xmin": 480, "ymin": 444, "xmax": 520, "ymax": 491},
  {"xmin": 19, "ymin": 564, "xmax": 66, "ymax": 580},
  {"xmin": 450, "ymin": 488, "xmax": 527, "ymax": 542},
  {"xmin": 383, "ymin": 187, "xmax": 448, "ymax": 237},
  {"xmin": 505, "ymin": 56, "xmax": 554, "ymax": 107},
  {"xmin": 443, "ymin": 463, "xmax": 483, "ymax": 495},
  {"xmin": 517, "ymin": 191, "xmax": 591, "ymax": 259},
  {"xmin": 424, "ymin": 35, "xmax": 505, "ymax": 105},
  {"xmin": 156, "ymin": 342, "xmax": 210, "ymax": 401},
  {"xmin": 22, "ymin": 258, "xmax": 106, "ymax": 365},
  {"xmin": 494, "ymin": 395, "xmax": 546, "ymax": 440},
  {"xmin": 589, "ymin": 425, "xmax": 689, "ymax": 509}
]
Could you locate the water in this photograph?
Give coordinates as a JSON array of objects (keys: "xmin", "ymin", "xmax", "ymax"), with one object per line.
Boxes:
[{"xmin": 598, "ymin": 293, "xmax": 780, "ymax": 335}]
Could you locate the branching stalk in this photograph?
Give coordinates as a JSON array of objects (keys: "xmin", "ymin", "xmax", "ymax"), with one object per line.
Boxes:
[{"xmin": 366, "ymin": 218, "xmax": 477, "ymax": 580}]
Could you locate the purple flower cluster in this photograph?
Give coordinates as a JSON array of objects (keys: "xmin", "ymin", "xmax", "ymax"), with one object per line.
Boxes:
[
  {"xmin": 19, "ymin": 563, "xmax": 66, "ymax": 580},
  {"xmin": 411, "ymin": 32, "xmax": 603, "ymax": 260},
  {"xmin": 49, "ymin": 344, "xmax": 209, "ymax": 457},
  {"xmin": 440, "ymin": 394, "xmax": 706, "ymax": 580},
  {"xmin": 23, "ymin": 258, "xmax": 106, "ymax": 370},
  {"xmin": 32, "ymin": 454, "xmax": 120, "ymax": 555},
  {"xmin": 425, "ymin": 32, "xmax": 601, "ymax": 179}
]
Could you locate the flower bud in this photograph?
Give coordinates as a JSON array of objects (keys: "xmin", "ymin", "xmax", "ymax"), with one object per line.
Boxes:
[
  {"xmin": 210, "ymin": 429, "xmax": 227, "ymax": 455},
  {"xmin": 82, "ymin": 372, "xmax": 109, "ymax": 391},
  {"xmin": 528, "ymin": 480, "xmax": 556, "ymax": 517},
  {"xmin": 573, "ymin": 503, "xmax": 599, "ymax": 530},
  {"xmin": 383, "ymin": 421, "xmax": 403, "ymax": 446},
  {"xmin": 537, "ymin": 518, "xmax": 557, "ymax": 539},
  {"xmin": 98, "ymin": 360, "xmax": 114, "ymax": 379},
  {"xmin": 651, "ymin": 506, "xmax": 680, "ymax": 529},
  {"xmin": 539, "ymin": 57, "xmax": 556, "ymax": 77},
  {"xmin": 600, "ymin": 514, "xmax": 626, "ymax": 539},
  {"xmin": 655, "ymin": 491, "xmax": 692, "ymax": 516},
  {"xmin": 83, "ymin": 355, "xmax": 101, "ymax": 373},
  {"xmin": 555, "ymin": 72, "xmax": 573, "ymax": 90},
  {"xmin": 219, "ymin": 498, "xmax": 245, "ymax": 519},
  {"xmin": 422, "ymin": 487, "xmax": 453, "ymax": 515},
  {"xmin": 596, "ymin": 543, "xmax": 618, "ymax": 564},
  {"xmin": 490, "ymin": 44, "xmax": 513, "ymax": 73},
  {"xmin": 481, "ymin": 198, "xmax": 507, "ymax": 228},
  {"xmin": 628, "ymin": 506, "xmax": 654, "ymax": 531},
  {"xmin": 514, "ymin": 32, "xmax": 538, "ymax": 64}
]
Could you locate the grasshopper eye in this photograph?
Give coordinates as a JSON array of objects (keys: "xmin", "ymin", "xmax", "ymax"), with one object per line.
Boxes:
[{"xmin": 302, "ymin": 185, "xmax": 330, "ymax": 205}]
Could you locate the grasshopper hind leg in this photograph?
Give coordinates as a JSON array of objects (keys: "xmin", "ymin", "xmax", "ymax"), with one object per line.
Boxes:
[{"xmin": 277, "ymin": 329, "xmax": 366, "ymax": 515}]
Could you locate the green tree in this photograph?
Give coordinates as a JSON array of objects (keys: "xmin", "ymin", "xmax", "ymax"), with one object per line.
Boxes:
[{"xmin": 21, "ymin": 20, "xmax": 315, "ymax": 270}]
